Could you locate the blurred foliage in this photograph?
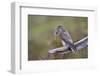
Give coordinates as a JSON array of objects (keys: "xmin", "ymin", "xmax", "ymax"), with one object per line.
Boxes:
[{"xmin": 28, "ymin": 15, "xmax": 88, "ymax": 60}]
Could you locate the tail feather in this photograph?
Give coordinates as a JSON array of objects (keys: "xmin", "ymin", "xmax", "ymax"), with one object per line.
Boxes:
[{"xmin": 61, "ymin": 38, "xmax": 77, "ymax": 53}]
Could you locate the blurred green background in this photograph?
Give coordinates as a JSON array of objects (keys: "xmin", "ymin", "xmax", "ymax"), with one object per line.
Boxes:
[{"xmin": 28, "ymin": 15, "xmax": 88, "ymax": 60}]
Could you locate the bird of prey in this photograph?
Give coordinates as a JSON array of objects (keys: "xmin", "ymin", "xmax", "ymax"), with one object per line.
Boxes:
[{"xmin": 55, "ymin": 25, "xmax": 77, "ymax": 53}]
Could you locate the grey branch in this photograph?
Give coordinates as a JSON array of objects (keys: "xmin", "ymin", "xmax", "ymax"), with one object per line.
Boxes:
[
  {"xmin": 48, "ymin": 36, "xmax": 88, "ymax": 54},
  {"xmin": 75, "ymin": 36, "xmax": 88, "ymax": 50}
]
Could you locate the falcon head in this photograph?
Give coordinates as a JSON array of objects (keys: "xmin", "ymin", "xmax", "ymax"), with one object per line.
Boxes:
[{"xmin": 54, "ymin": 25, "xmax": 66, "ymax": 36}]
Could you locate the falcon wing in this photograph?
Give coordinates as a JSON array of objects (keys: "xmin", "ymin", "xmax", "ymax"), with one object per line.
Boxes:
[
  {"xmin": 61, "ymin": 30, "xmax": 74, "ymax": 48},
  {"xmin": 61, "ymin": 37, "xmax": 77, "ymax": 51},
  {"xmin": 63, "ymin": 31, "xmax": 73, "ymax": 43}
]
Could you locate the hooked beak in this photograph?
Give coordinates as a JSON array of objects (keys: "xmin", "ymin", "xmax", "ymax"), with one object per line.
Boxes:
[{"xmin": 54, "ymin": 29, "xmax": 58, "ymax": 36}]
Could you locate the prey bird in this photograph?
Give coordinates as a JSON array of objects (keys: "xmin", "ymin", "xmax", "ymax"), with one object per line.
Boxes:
[{"xmin": 55, "ymin": 25, "xmax": 77, "ymax": 53}]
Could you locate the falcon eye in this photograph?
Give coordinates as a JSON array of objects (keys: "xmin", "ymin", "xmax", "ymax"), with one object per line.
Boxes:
[{"xmin": 56, "ymin": 31, "xmax": 58, "ymax": 35}]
